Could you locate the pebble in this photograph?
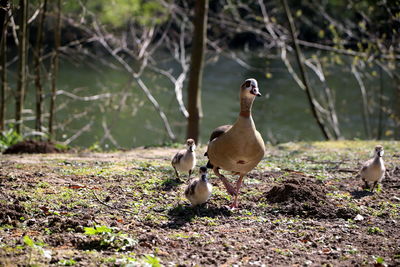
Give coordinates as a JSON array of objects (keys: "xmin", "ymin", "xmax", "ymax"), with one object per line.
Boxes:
[
  {"xmin": 391, "ymin": 196, "xmax": 400, "ymax": 202},
  {"xmin": 354, "ymin": 214, "xmax": 364, "ymax": 221}
]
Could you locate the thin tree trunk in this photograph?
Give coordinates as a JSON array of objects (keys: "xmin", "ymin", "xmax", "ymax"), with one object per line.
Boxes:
[
  {"xmin": 352, "ymin": 65, "xmax": 372, "ymax": 139},
  {"xmin": 49, "ymin": 0, "xmax": 60, "ymax": 140},
  {"xmin": 15, "ymin": 0, "xmax": 28, "ymax": 134},
  {"xmin": 0, "ymin": 0, "xmax": 9, "ymax": 131},
  {"xmin": 34, "ymin": 0, "xmax": 47, "ymax": 135},
  {"xmin": 281, "ymin": 0, "xmax": 331, "ymax": 140},
  {"xmin": 396, "ymin": 76, "xmax": 400, "ymax": 140},
  {"xmin": 187, "ymin": 0, "xmax": 208, "ymax": 143},
  {"xmin": 377, "ymin": 67, "xmax": 384, "ymax": 139}
]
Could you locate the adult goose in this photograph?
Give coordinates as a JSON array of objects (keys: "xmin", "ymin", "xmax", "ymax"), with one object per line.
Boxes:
[
  {"xmin": 205, "ymin": 78, "xmax": 265, "ymax": 208},
  {"xmin": 360, "ymin": 145, "xmax": 386, "ymax": 192}
]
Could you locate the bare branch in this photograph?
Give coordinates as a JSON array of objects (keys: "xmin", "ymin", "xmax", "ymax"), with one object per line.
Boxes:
[
  {"xmin": 55, "ymin": 90, "xmax": 112, "ymax": 101},
  {"xmin": 62, "ymin": 121, "xmax": 94, "ymax": 145}
]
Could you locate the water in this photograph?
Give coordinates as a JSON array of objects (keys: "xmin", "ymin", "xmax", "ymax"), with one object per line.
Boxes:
[{"xmin": 8, "ymin": 52, "xmax": 393, "ymax": 148}]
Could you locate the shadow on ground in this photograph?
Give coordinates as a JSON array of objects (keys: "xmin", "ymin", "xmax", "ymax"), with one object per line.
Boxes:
[
  {"xmin": 164, "ymin": 203, "xmax": 232, "ymax": 229},
  {"xmin": 159, "ymin": 178, "xmax": 184, "ymax": 191},
  {"xmin": 350, "ymin": 190, "xmax": 374, "ymax": 199}
]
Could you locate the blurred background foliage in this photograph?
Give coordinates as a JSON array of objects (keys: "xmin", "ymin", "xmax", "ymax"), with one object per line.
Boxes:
[{"xmin": 0, "ymin": 0, "xmax": 399, "ymax": 150}]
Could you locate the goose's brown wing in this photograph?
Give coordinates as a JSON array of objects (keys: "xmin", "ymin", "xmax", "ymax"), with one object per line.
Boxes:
[
  {"xmin": 208, "ymin": 125, "xmax": 232, "ymax": 142},
  {"xmin": 204, "ymin": 125, "xmax": 232, "ymax": 157},
  {"xmin": 204, "ymin": 125, "xmax": 232, "ymax": 168}
]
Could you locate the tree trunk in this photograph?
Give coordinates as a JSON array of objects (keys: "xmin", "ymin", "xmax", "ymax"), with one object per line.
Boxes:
[
  {"xmin": 15, "ymin": 0, "xmax": 28, "ymax": 134},
  {"xmin": 49, "ymin": 0, "xmax": 60, "ymax": 140},
  {"xmin": 281, "ymin": 0, "xmax": 331, "ymax": 140},
  {"xmin": 0, "ymin": 0, "xmax": 9, "ymax": 131},
  {"xmin": 186, "ymin": 0, "xmax": 208, "ymax": 143},
  {"xmin": 34, "ymin": 0, "xmax": 47, "ymax": 135},
  {"xmin": 396, "ymin": 76, "xmax": 400, "ymax": 140},
  {"xmin": 377, "ymin": 67, "xmax": 384, "ymax": 139}
]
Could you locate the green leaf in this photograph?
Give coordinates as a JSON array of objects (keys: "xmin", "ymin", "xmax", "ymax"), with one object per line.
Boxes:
[
  {"xmin": 23, "ymin": 235, "xmax": 35, "ymax": 248},
  {"xmin": 84, "ymin": 227, "xmax": 97, "ymax": 235},
  {"xmin": 58, "ymin": 259, "xmax": 77, "ymax": 266},
  {"xmin": 84, "ymin": 225, "xmax": 112, "ymax": 235},
  {"xmin": 95, "ymin": 225, "xmax": 112, "ymax": 234},
  {"xmin": 143, "ymin": 254, "xmax": 161, "ymax": 267},
  {"xmin": 376, "ymin": 256, "xmax": 384, "ymax": 264}
]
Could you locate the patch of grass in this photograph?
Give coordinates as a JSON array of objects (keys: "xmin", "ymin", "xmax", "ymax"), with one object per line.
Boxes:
[
  {"xmin": 367, "ymin": 226, "xmax": 384, "ymax": 234},
  {"xmin": 169, "ymin": 232, "xmax": 200, "ymax": 239},
  {"xmin": 83, "ymin": 225, "xmax": 138, "ymax": 251},
  {"xmin": 194, "ymin": 216, "xmax": 220, "ymax": 226},
  {"xmin": 327, "ymin": 192, "xmax": 352, "ymax": 200},
  {"xmin": 273, "ymin": 248, "xmax": 293, "ymax": 257},
  {"xmin": 58, "ymin": 259, "xmax": 77, "ymax": 266}
]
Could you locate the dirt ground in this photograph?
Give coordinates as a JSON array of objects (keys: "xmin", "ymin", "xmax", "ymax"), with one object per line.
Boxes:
[{"xmin": 0, "ymin": 141, "xmax": 399, "ymax": 266}]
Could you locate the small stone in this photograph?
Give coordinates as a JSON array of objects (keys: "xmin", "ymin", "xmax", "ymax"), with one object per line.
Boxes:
[
  {"xmin": 391, "ymin": 196, "xmax": 400, "ymax": 202},
  {"xmin": 354, "ymin": 214, "xmax": 364, "ymax": 221},
  {"xmin": 42, "ymin": 249, "xmax": 52, "ymax": 260},
  {"xmin": 304, "ymin": 260, "xmax": 313, "ymax": 266}
]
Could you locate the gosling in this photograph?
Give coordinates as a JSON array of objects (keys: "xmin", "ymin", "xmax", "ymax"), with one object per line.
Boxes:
[
  {"xmin": 185, "ymin": 166, "xmax": 213, "ymax": 206},
  {"xmin": 171, "ymin": 139, "xmax": 196, "ymax": 180},
  {"xmin": 360, "ymin": 145, "xmax": 386, "ymax": 192}
]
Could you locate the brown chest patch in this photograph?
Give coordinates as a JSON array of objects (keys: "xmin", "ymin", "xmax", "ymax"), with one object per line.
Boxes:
[{"xmin": 237, "ymin": 160, "xmax": 246, "ymax": 164}]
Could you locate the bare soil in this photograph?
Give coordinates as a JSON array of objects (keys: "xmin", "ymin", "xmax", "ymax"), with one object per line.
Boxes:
[{"xmin": 0, "ymin": 141, "xmax": 399, "ymax": 266}]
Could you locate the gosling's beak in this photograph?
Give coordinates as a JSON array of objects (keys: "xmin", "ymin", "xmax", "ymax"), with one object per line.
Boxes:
[{"xmin": 378, "ymin": 151, "xmax": 384, "ymax": 157}]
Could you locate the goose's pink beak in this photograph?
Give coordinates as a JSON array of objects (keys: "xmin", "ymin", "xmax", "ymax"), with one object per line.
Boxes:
[{"xmin": 251, "ymin": 86, "xmax": 261, "ymax": 97}]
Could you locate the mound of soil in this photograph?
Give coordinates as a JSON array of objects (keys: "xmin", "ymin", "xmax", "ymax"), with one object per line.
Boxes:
[
  {"xmin": 266, "ymin": 178, "xmax": 326, "ymax": 203},
  {"xmin": 47, "ymin": 216, "xmax": 91, "ymax": 233},
  {"xmin": 265, "ymin": 178, "xmax": 356, "ymax": 219},
  {"xmin": 3, "ymin": 140, "xmax": 60, "ymax": 154}
]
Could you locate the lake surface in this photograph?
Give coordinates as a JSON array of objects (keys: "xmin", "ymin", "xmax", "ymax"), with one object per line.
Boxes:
[{"xmin": 9, "ymin": 52, "xmax": 392, "ymax": 148}]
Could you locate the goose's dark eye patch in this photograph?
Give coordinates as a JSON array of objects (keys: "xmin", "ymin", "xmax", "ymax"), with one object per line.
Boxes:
[{"xmin": 245, "ymin": 81, "xmax": 251, "ymax": 87}]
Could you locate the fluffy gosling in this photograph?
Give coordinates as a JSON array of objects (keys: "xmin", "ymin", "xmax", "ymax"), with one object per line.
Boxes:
[
  {"xmin": 185, "ymin": 166, "xmax": 213, "ymax": 206},
  {"xmin": 360, "ymin": 145, "xmax": 386, "ymax": 192},
  {"xmin": 171, "ymin": 139, "xmax": 196, "ymax": 180}
]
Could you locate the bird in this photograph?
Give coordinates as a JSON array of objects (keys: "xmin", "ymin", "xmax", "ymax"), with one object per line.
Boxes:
[
  {"xmin": 171, "ymin": 138, "xmax": 196, "ymax": 180},
  {"xmin": 360, "ymin": 145, "xmax": 386, "ymax": 192},
  {"xmin": 184, "ymin": 166, "xmax": 213, "ymax": 207},
  {"xmin": 205, "ymin": 78, "xmax": 265, "ymax": 208}
]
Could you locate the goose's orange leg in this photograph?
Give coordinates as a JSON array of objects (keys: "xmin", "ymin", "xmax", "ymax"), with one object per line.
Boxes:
[
  {"xmin": 231, "ymin": 174, "xmax": 245, "ymax": 208},
  {"xmin": 213, "ymin": 167, "xmax": 237, "ymax": 196}
]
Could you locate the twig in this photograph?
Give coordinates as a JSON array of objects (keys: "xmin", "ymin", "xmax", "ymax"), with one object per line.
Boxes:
[
  {"xmin": 91, "ymin": 189, "xmax": 138, "ymax": 216},
  {"xmin": 335, "ymin": 168, "xmax": 358, "ymax": 173}
]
